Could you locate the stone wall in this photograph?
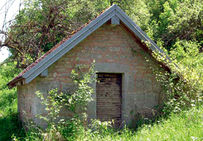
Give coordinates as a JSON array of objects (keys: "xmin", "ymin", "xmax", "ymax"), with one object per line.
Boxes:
[{"xmin": 17, "ymin": 22, "xmax": 164, "ymax": 127}]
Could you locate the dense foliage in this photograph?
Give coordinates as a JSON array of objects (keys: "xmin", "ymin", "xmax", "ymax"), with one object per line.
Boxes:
[{"xmin": 0, "ymin": 61, "xmax": 23, "ymax": 140}]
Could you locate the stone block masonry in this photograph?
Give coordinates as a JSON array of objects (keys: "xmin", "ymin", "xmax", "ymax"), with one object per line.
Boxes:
[{"xmin": 17, "ymin": 22, "xmax": 164, "ymax": 127}]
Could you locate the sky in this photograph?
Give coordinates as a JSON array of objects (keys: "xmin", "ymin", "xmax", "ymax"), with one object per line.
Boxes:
[{"xmin": 0, "ymin": 0, "xmax": 21, "ymax": 62}]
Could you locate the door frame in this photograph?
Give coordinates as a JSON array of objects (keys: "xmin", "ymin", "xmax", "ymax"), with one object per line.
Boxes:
[
  {"xmin": 96, "ymin": 73, "xmax": 123, "ymax": 124},
  {"xmin": 87, "ymin": 63, "xmax": 130, "ymax": 125}
]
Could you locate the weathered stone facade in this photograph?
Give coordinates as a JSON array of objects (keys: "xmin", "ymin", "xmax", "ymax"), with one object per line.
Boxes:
[{"xmin": 17, "ymin": 23, "xmax": 164, "ymax": 127}]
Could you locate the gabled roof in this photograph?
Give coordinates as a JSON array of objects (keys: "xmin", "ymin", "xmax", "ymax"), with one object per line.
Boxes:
[{"xmin": 8, "ymin": 4, "xmax": 172, "ymax": 88}]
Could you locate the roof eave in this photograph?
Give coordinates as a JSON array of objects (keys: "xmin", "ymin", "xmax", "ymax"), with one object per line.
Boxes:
[{"xmin": 7, "ymin": 76, "xmax": 24, "ymax": 89}]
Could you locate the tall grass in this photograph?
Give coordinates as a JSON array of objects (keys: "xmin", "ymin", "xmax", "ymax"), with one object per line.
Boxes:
[{"xmin": 86, "ymin": 105, "xmax": 203, "ymax": 141}]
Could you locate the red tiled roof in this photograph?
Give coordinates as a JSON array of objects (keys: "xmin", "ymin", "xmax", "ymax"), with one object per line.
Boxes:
[{"xmin": 8, "ymin": 8, "xmax": 108, "ymax": 87}]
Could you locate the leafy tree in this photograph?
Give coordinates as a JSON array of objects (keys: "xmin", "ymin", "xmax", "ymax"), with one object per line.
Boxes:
[
  {"xmin": 146, "ymin": 0, "xmax": 203, "ymax": 50},
  {"xmin": 0, "ymin": 0, "xmax": 109, "ymax": 68}
]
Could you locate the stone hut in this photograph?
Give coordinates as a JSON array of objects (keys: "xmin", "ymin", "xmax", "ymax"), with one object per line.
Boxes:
[{"xmin": 8, "ymin": 5, "xmax": 170, "ymax": 127}]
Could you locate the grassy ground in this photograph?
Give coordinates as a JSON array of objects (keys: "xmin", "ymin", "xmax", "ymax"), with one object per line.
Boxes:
[
  {"xmin": 14, "ymin": 105, "xmax": 202, "ymax": 141},
  {"xmin": 0, "ymin": 62, "xmax": 203, "ymax": 141},
  {"xmin": 84, "ymin": 105, "xmax": 203, "ymax": 141}
]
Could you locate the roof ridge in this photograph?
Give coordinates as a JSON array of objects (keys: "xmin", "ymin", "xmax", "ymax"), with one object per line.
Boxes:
[{"xmin": 8, "ymin": 4, "xmax": 173, "ymax": 88}]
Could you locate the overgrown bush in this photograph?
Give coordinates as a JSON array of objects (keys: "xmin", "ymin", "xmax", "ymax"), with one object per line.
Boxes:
[
  {"xmin": 149, "ymin": 40, "xmax": 203, "ymax": 116},
  {"xmin": 13, "ymin": 63, "xmax": 114, "ymax": 141},
  {"xmin": 0, "ymin": 61, "xmax": 23, "ymax": 140}
]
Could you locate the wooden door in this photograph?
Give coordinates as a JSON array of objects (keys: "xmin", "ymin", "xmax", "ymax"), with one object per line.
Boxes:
[{"xmin": 96, "ymin": 73, "xmax": 122, "ymax": 127}]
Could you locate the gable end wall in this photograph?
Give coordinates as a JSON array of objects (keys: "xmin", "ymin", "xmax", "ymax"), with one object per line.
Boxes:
[{"xmin": 17, "ymin": 23, "xmax": 165, "ymax": 127}]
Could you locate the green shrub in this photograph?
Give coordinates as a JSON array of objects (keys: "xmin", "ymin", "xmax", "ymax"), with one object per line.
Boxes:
[
  {"xmin": 15, "ymin": 63, "xmax": 97, "ymax": 141},
  {"xmin": 148, "ymin": 40, "xmax": 203, "ymax": 116},
  {"xmin": 0, "ymin": 61, "xmax": 24, "ymax": 140}
]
